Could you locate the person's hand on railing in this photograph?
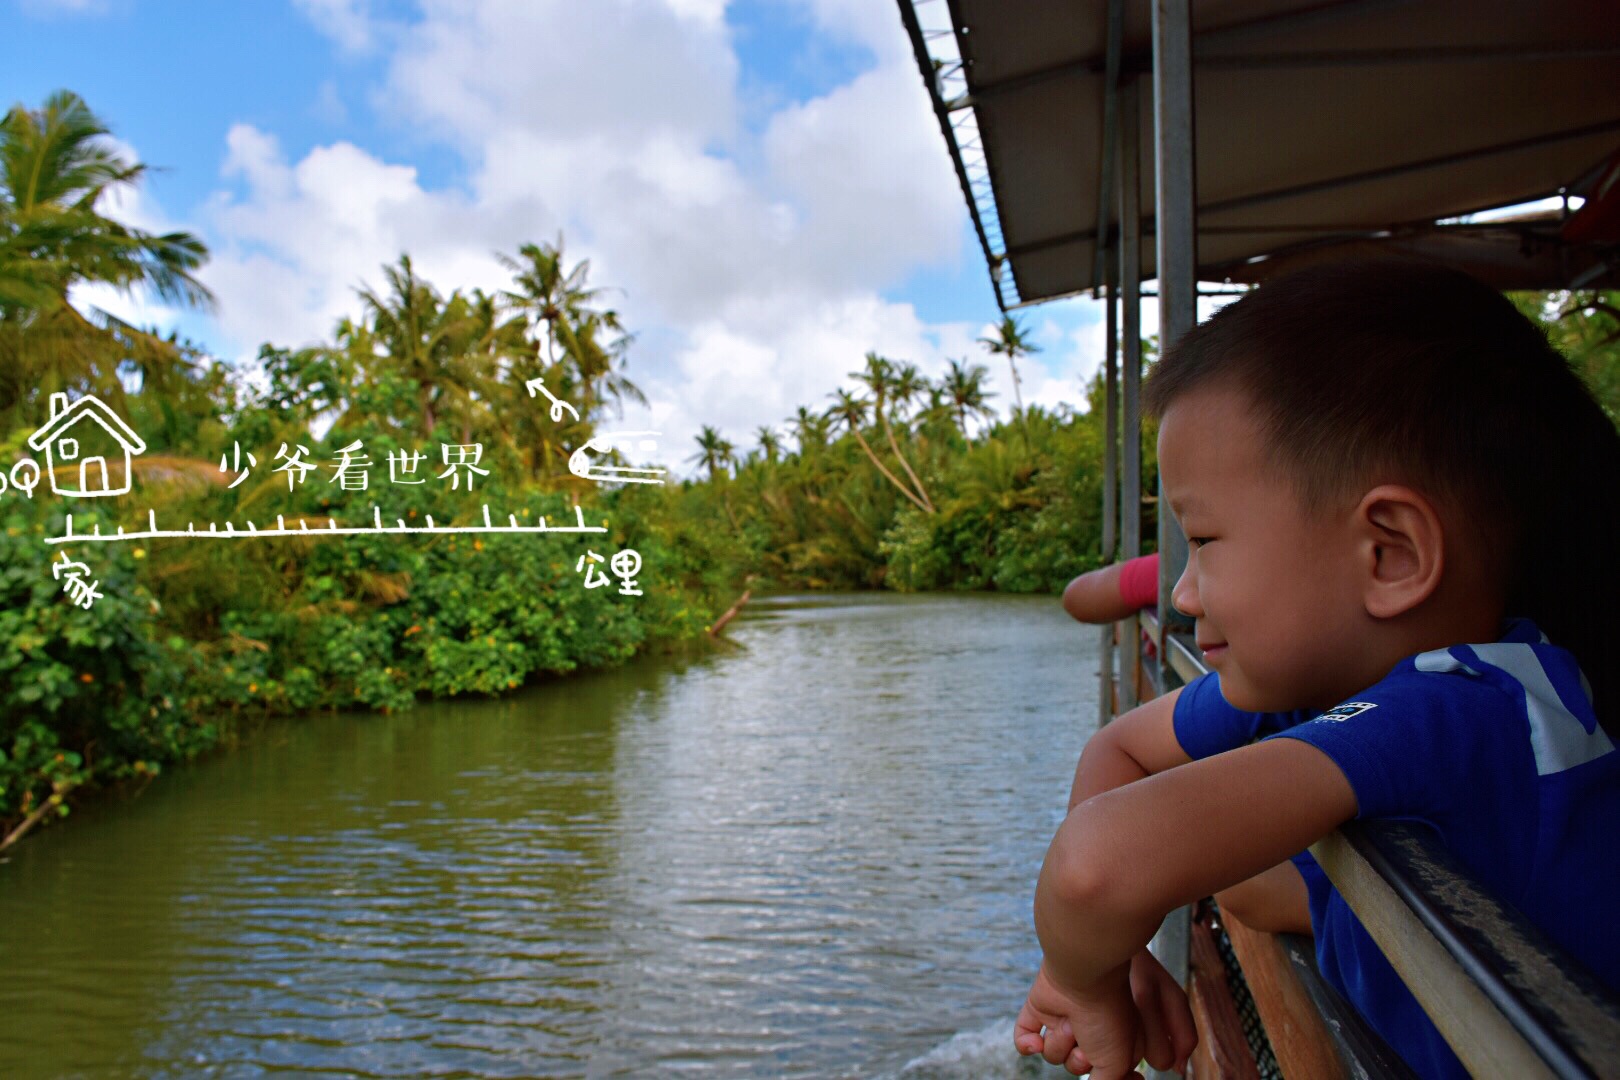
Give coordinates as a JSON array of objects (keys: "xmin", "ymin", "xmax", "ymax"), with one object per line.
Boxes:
[
  {"xmin": 1125, "ymin": 946, "xmax": 1198, "ymax": 1075},
  {"xmin": 1015, "ymin": 949, "xmax": 1195, "ymax": 1077}
]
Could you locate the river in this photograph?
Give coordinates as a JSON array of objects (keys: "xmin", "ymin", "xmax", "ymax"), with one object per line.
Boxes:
[{"xmin": 0, "ymin": 593, "xmax": 1097, "ymax": 1078}]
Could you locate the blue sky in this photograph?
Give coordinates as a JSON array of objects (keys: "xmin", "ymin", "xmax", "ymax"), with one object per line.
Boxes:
[{"xmin": 4, "ymin": 0, "xmax": 1108, "ymax": 454}]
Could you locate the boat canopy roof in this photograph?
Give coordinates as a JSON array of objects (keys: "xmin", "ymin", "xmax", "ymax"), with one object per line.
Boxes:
[{"xmin": 902, "ymin": 0, "xmax": 1620, "ymax": 307}]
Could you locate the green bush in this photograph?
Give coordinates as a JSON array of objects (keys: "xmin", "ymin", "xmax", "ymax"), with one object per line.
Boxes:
[{"xmin": 0, "ymin": 504, "xmax": 195, "ymax": 828}]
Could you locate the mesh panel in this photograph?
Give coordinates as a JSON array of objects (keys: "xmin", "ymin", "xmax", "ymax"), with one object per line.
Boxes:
[{"xmin": 1209, "ymin": 907, "xmax": 1284, "ymax": 1080}]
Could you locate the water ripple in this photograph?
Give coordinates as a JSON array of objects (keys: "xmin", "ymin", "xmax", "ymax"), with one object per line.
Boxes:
[{"xmin": 1, "ymin": 593, "xmax": 1091, "ymax": 1078}]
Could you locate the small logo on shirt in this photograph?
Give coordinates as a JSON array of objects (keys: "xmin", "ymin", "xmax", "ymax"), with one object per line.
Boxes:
[{"xmin": 1315, "ymin": 701, "xmax": 1378, "ymax": 723}]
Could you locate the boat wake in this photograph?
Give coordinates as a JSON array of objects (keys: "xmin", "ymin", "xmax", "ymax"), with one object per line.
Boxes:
[{"xmin": 869, "ymin": 1017, "xmax": 1063, "ymax": 1079}]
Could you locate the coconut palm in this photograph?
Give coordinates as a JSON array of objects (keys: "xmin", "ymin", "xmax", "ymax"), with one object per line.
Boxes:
[
  {"xmin": 1, "ymin": 91, "xmax": 211, "ymax": 308},
  {"xmin": 567, "ymin": 308, "xmax": 645, "ymax": 419},
  {"xmin": 825, "ymin": 386, "xmax": 931, "ymax": 514},
  {"xmin": 498, "ymin": 236, "xmax": 640, "ymax": 420},
  {"xmin": 689, "ymin": 424, "xmax": 735, "ymax": 482},
  {"xmin": 888, "ymin": 362, "xmax": 930, "ymax": 423},
  {"xmin": 756, "ymin": 425, "xmax": 783, "ymax": 464},
  {"xmin": 498, "ymin": 237, "xmax": 600, "ymax": 365},
  {"xmin": 851, "ymin": 352, "xmax": 932, "ymax": 512},
  {"xmin": 942, "ymin": 357, "xmax": 998, "ymax": 436},
  {"xmin": 979, "ymin": 314, "xmax": 1040, "ymax": 416},
  {"xmin": 351, "ymin": 255, "xmax": 495, "ymax": 439},
  {"xmin": 915, "ymin": 384, "xmax": 961, "ymax": 435},
  {"xmin": 790, "ymin": 404, "xmax": 831, "ymax": 456},
  {"xmin": 0, "ymin": 91, "xmax": 212, "ymax": 428}
]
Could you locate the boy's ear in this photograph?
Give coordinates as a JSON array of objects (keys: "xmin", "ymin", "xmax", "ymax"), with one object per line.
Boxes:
[{"xmin": 1352, "ymin": 484, "xmax": 1445, "ymax": 619}]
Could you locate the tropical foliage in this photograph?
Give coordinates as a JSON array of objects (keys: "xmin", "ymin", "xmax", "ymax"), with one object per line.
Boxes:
[
  {"xmin": 0, "ymin": 93, "xmax": 703, "ymax": 843},
  {"xmin": 4, "ymin": 91, "xmax": 1618, "ymax": 848}
]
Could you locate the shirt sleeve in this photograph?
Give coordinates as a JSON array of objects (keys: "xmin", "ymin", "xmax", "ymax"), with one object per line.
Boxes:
[
  {"xmin": 1262, "ymin": 669, "xmax": 1524, "ymax": 821},
  {"xmin": 1173, "ymin": 673, "xmax": 1310, "ymax": 760}
]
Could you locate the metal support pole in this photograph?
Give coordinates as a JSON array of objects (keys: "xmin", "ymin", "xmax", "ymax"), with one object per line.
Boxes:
[
  {"xmin": 1099, "ymin": 250, "xmax": 1119, "ymax": 730},
  {"xmin": 1118, "ymin": 78, "xmax": 1143, "ymax": 715},
  {"xmin": 1148, "ymin": 0, "xmax": 1197, "ymax": 1035},
  {"xmin": 1153, "ymin": 0, "xmax": 1197, "ymax": 666}
]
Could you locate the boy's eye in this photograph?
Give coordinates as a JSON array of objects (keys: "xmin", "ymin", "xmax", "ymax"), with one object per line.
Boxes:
[{"xmin": 1188, "ymin": 536, "xmax": 1215, "ymax": 548}]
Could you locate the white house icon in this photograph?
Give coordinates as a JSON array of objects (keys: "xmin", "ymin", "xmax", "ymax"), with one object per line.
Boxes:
[{"xmin": 26, "ymin": 392, "xmax": 147, "ymax": 498}]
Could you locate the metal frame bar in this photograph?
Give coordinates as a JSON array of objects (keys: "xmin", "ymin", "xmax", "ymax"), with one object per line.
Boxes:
[
  {"xmin": 897, "ymin": 0, "xmax": 1012, "ymax": 309},
  {"xmin": 958, "ymin": 44, "xmax": 1620, "ymax": 109},
  {"xmin": 1200, "ymin": 217, "xmax": 1562, "ymax": 234},
  {"xmin": 1118, "ymin": 76, "xmax": 1143, "ymax": 715},
  {"xmin": 1146, "ymin": 0, "xmax": 1196, "ymax": 1021},
  {"xmin": 1335, "ymin": 823, "xmax": 1620, "ymax": 1078},
  {"xmin": 1312, "ymin": 825, "xmax": 1620, "ymax": 1078},
  {"xmin": 1152, "ymin": 0, "xmax": 1197, "ymax": 671},
  {"xmin": 1197, "ymin": 45, "xmax": 1620, "ymax": 70},
  {"xmin": 1200, "ymin": 117, "xmax": 1620, "ymax": 219},
  {"xmin": 1099, "ymin": 255, "xmax": 1119, "ymax": 732},
  {"xmin": 1192, "ymin": 0, "xmax": 1410, "ymax": 48},
  {"xmin": 1089, "ymin": 0, "xmax": 1127, "ymax": 296},
  {"xmin": 997, "ymin": 186, "xmax": 1581, "ymax": 262}
]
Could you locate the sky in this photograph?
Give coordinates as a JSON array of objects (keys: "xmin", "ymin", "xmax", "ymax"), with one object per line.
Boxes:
[{"xmin": 3, "ymin": 0, "xmax": 1138, "ymax": 469}]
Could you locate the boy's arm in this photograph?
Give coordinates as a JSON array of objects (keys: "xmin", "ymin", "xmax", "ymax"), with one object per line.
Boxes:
[
  {"xmin": 1071, "ymin": 686, "xmax": 1312, "ymax": 935},
  {"xmin": 1036, "ymin": 737, "xmax": 1356, "ymax": 996},
  {"xmin": 1217, "ymin": 861, "xmax": 1313, "ymax": 935},
  {"xmin": 1068, "ymin": 688, "xmax": 1191, "ymax": 810}
]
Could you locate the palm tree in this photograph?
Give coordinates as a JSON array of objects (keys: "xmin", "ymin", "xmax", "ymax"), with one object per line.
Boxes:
[
  {"xmin": 352, "ymin": 254, "xmax": 492, "ymax": 439},
  {"xmin": 567, "ymin": 308, "xmax": 645, "ymax": 419},
  {"xmin": 888, "ymin": 362, "xmax": 930, "ymax": 423},
  {"xmin": 0, "ymin": 91, "xmax": 212, "ymax": 428},
  {"xmin": 756, "ymin": 425, "xmax": 783, "ymax": 464},
  {"xmin": 790, "ymin": 405, "xmax": 831, "ymax": 456},
  {"xmin": 979, "ymin": 314, "xmax": 1040, "ymax": 416},
  {"xmin": 915, "ymin": 385, "xmax": 961, "ymax": 435},
  {"xmin": 689, "ymin": 424, "xmax": 735, "ymax": 482},
  {"xmin": 825, "ymin": 387, "xmax": 931, "ymax": 514},
  {"xmin": 498, "ymin": 236, "xmax": 599, "ymax": 365},
  {"xmin": 498, "ymin": 236, "xmax": 640, "ymax": 419},
  {"xmin": 851, "ymin": 352, "xmax": 932, "ymax": 512},
  {"xmin": 942, "ymin": 357, "xmax": 997, "ymax": 436},
  {"xmin": 1, "ymin": 91, "xmax": 211, "ymax": 308}
]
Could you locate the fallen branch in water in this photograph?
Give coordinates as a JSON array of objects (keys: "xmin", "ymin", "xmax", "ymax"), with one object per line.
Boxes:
[
  {"xmin": 707, "ymin": 589, "xmax": 752, "ymax": 638},
  {"xmin": 0, "ymin": 780, "xmax": 77, "ymax": 853}
]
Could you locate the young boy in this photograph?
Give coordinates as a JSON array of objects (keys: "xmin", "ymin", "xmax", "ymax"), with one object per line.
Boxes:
[{"xmin": 1014, "ymin": 259, "xmax": 1620, "ymax": 1079}]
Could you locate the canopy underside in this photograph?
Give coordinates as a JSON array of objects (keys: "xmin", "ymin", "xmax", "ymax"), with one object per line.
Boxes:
[{"xmin": 906, "ymin": 0, "xmax": 1620, "ymax": 305}]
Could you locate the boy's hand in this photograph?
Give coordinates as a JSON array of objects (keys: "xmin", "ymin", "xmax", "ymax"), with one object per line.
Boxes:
[
  {"xmin": 1125, "ymin": 947, "xmax": 1197, "ymax": 1074},
  {"xmin": 1014, "ymin": 951, "xmax": 1195, "ymax": 1078}
]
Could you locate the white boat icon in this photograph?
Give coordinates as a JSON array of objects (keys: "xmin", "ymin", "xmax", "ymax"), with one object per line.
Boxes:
[{"xmin": 567, "ymin": 431, "xmax": 667, "ymax": 485}]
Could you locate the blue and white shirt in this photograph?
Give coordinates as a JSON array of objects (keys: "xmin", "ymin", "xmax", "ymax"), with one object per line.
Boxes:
[{"xmin": 1172, "ymin": 618, "xmax": 1619, "ymax": 1080}]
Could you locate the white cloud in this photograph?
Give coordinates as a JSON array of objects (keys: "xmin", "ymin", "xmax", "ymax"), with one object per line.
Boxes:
[
  {"xmin": 200, "ymin": 125, "xmax": 526, "ymax": 352},
  {"xmin": 382, "ymin": 0, "xmax": 738, "ymax": 150},
  {"xmin": 797, "ymin": 0, "xmax": 913, "ymax": 62},
  {"xmin": 759, "ymin": 63, "xmax": 961, "ymax": 293},
  {"xmin": 292, "ymin": 0, "xmax": 377, "ymax": 54},
  {"xmin": 174, "ymin": 0, "xmax": 1080, "ymax": 473}
]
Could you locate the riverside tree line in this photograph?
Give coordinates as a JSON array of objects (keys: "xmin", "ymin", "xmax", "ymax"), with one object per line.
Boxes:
[{"xmin": 3, "ymin": 90, "xmax": 1617, "ymax": 844}]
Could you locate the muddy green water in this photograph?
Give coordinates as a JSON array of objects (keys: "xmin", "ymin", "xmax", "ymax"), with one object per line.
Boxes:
[{"xmin": 0, "ymin": 593, "xmax": 1097, "ymax": 1078}]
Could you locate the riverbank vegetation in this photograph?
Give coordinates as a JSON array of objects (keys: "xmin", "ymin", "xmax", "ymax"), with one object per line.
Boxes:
[{"xmin": 4, "ymin": 90, "xmax": 1618, "ymax": 844}]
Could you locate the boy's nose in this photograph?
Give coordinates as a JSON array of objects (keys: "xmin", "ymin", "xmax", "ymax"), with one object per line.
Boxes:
[{"xmin": 1171, "ymin": 563, "xmax": 1203, "ymax": 618}]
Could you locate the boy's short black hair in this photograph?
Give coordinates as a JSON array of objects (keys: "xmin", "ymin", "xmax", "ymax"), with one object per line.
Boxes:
[{"xmin": 1143, "ymin": 257, "xmax": 1620, "ymax": 735}]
